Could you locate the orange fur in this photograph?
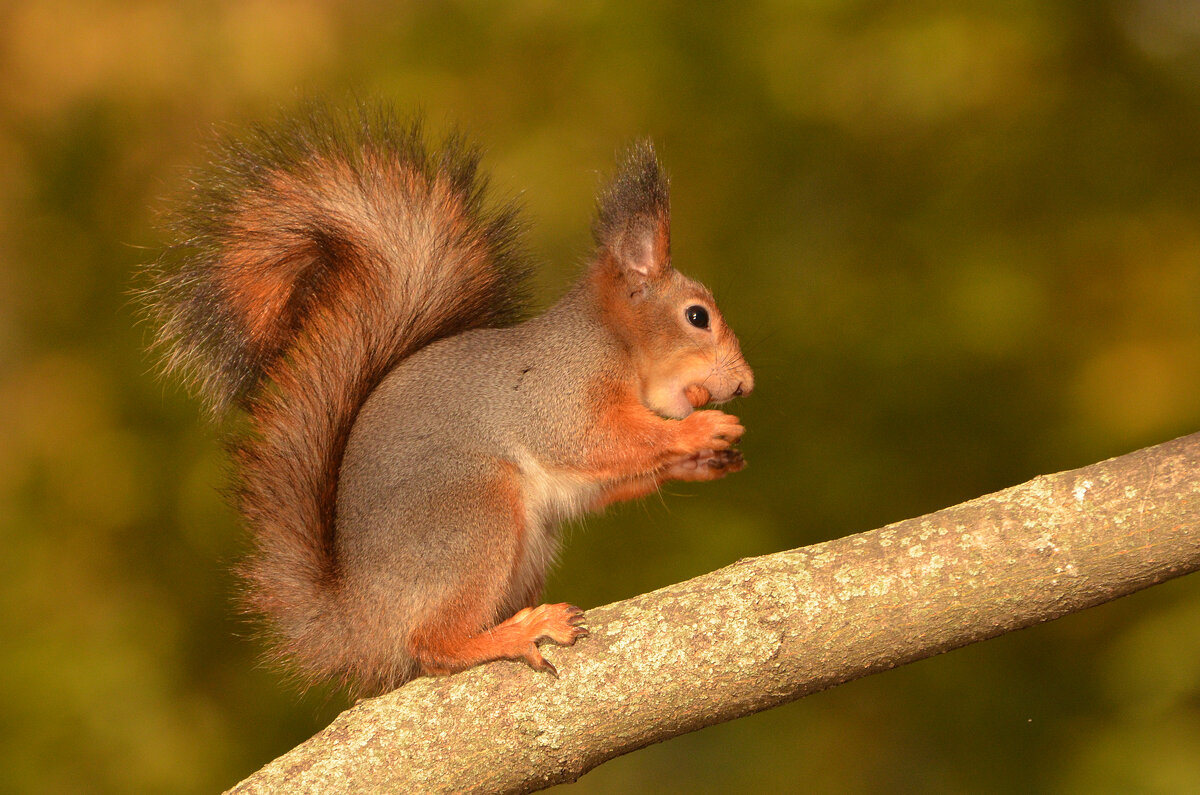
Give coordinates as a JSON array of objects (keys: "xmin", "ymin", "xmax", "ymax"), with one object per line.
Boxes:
[{"xmin": 579, "ymin": 380, "xmax": 744, "ymax": 482}]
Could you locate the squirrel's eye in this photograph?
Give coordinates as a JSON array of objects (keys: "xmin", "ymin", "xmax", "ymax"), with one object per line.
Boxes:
[{"xmin": 685, "ymin": 305, "xmax": 710, "ymax": 329}]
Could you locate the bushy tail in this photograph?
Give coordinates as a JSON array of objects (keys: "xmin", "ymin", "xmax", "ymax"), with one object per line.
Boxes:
[{"xmin": 143, "ymin": 105, "xmax": 529, "ymax": 687}]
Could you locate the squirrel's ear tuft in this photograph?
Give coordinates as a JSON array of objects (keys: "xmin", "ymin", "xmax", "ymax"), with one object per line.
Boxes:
[{"xmin": 593, "ymin": 140, "xmax": 671, "ymax": 286}]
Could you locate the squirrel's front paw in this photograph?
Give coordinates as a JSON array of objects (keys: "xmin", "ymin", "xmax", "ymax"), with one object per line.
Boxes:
[{"xmin": 678, "ymin": 409, "xmax": 744, "ymax": 453}]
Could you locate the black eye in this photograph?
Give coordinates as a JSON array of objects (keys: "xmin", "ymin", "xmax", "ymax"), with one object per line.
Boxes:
[{"xmin": 685, "ymin": 305, "xmax": 710, "ymax": 329}]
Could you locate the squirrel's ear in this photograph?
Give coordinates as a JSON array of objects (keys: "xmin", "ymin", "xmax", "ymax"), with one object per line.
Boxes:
[
  {"xmin": 609, "ymin": 213, "xmax": 670, "ymax": 285},
  {"xmin": 593, "ymin": 140, "xmax": 671, "ymax": 290}
]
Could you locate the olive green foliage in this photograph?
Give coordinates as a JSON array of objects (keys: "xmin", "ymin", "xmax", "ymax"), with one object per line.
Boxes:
[{"xmin": 2, "ymin": 2, "xmax": 1199, "ymax": 792}]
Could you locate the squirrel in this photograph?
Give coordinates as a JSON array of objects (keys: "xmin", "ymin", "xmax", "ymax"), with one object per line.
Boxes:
[{"xmin": 144, "ymin": 105, "xmax": 754, "ymax": 697}]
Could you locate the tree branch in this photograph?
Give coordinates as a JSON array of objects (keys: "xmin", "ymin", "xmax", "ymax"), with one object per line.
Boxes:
[{"xmin": 229, "ymin": 433, "xmax": 1200, "ymax": 794}]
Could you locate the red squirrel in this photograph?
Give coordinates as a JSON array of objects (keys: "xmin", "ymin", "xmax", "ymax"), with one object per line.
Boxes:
[{"xmin": 145, "ymin": 106, "xmax": 754, "ymax": 696}]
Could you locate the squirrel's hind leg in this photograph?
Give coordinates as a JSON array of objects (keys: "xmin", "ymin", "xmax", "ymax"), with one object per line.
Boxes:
[
  {"xmin": 404, "ymin": 461, "xmax": 588, "ymax": 678},
  {"xmin": 411, "ymin": 602, "xmax": 588, "ymax": 678}
]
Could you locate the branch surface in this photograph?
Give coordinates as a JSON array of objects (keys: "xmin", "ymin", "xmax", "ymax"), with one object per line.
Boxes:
[{"xmin": 230, "ymin": 432, "xmax": 1200, "ymax": 794}]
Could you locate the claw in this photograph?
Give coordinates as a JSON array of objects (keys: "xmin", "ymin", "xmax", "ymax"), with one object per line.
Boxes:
[
  {"xmin": 708, "ymin": 449, "xmax": 744, "ymax": 470},
  {"xmin": 523, "ymin": 644, "xmax": 559, "ymax": 677}
]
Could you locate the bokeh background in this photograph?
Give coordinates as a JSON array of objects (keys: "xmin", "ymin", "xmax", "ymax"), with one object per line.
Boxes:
[{"xmin": 3, "ymin": 1, "xmax": 1200, "ymax": 792}]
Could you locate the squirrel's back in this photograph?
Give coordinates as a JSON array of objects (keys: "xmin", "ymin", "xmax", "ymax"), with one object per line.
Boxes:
[{"xmin": 143, "ymin": 105, "xmax": 530, "ymax": 687}]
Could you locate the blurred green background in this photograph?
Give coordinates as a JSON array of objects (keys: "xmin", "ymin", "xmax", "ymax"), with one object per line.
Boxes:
[{"xmin": 2, "ymin": 1, "xmax": 1200, "ymax": 792}]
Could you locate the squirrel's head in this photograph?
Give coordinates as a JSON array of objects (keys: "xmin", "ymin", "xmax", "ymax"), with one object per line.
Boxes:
[{"xmin": 591, "ymin": 141, "xmax": 754, "ymax": 420}]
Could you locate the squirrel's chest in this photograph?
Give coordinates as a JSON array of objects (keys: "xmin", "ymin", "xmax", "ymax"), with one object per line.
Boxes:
[
  {"xmin": 510, "ymin": 453, "xmax": 598, "ymax": 586},
  {"xmin": 515, "ymin": 451, "xmax": 599, "ymax": 538}
]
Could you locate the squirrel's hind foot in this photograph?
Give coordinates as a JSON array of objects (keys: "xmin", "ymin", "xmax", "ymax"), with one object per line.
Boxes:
[{"xmin": 506, "ymin": 603, "xmax": 589, "ymax": 677}]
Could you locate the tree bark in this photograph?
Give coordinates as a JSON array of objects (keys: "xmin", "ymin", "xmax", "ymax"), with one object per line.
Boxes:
[{"xmin": 229, "ymin": 432, "xmax": 1200, "ymax": 794}]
